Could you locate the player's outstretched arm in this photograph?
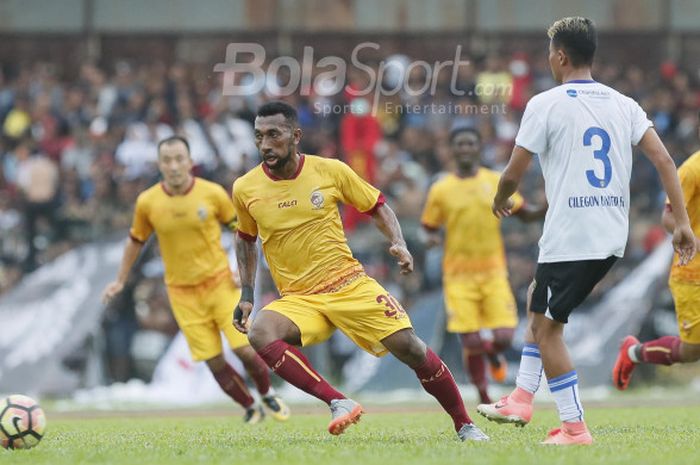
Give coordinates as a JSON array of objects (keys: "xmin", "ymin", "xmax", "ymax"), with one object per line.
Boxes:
[
  {"xmin": 493, "ymin": 146, "xmax": 533, "ymax": 218},
  {"xmin": 372, "ymin": 203, "xmax": 414, "ymax": 275},
  {"xmin": 233, "ymin": 235, "xmax": 258, "ymax": 333},
  {"xmin": 102, "ymin": 238, "xmax": 144, "ymax": 304},
  {"xmin": 638, "ymin": 128, "xmax": 696, "ymax": 265}
]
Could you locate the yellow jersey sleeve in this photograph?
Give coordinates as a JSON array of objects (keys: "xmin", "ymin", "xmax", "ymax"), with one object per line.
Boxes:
[
  {"xmin": 665, "ymin": 161, "xmax": 697, "ymax": 208},
  {"xmin": 421, "ymin": 183, "xmax": 444, "ymax": 230},
  {"xmin": 678, "ymin": 162, "xmax": 697, "ymax": 208},
  {"xmin": 333, "ymin": 160, "xmax": 383, "ymax": 213},
  {"xmin": 129, "ymin": 195, "xmax": 153, "ymax": 243},
  {"xmin": 670, "ymin": 153, "xmax": 700, "ymax": 283},
  {"xmin": 214, "ymin": 184, "xmax": 237, "ymax": 230},
  {"xmin": 232, "ymin": 179, "xmax": 258, "ymax": 241}
]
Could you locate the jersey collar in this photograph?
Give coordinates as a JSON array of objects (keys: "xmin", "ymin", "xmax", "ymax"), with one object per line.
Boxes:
[
  {"xmin": 565, "ymin": 79, "xmax": 596, "ymax": 84},
  {"xmin": 262, "ymin": 153, "xmax": 305, "ymax": 181},
  {"xmin": 161, "ymin": 176, "xmax": 196, "ymax": 196}
]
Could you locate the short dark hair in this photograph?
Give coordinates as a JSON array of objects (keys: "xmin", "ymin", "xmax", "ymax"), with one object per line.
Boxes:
[
  {"xmin": 548, "ymin": 17, "xmax": 597, "ymax": 67},
  {"xmin": 158, "ymin": 135, "xmax": 190, "ymax": 154},
  {"xmin": 257, "ymin": 100, "xmax": 298, "ymax": 126},
  {"xmin": 449, "ymin": 126, "xmax": 481, "ymax": 144}
]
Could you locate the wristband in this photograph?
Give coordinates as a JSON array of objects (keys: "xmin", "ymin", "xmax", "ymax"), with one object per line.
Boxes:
[{"xmin": 240, "ymin": 285, "xmax": 254, "ymax": 304}]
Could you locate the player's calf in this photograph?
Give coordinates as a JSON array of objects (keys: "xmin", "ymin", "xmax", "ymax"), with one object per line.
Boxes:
[
  {"xmin": 460, "ymin": 332, "xmax": 492, "ymax": 402},
  {"xmin": 208, "ymin": 358, "xmax": 256, "ymax": 410},
  {"xmin": 257, "ymin": 339, "xmax": 346, "ymax": 405},
  {"xmin": 383, "ymin": 329, "xmax": 482, "ymax": 436}
]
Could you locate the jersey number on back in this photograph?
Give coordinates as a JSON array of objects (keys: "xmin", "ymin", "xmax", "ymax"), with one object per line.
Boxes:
[{"xmin": 583, "ymin": 127, "xmax": 612, "ymax": 188}]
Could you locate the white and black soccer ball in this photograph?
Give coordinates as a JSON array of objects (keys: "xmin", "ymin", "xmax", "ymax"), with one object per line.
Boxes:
[{"xmin": 0, "ymin": 395, "xmax": 46, "ymax": 450}]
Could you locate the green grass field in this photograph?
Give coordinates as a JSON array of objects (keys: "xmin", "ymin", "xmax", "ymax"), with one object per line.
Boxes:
[{"xmin": 4, "ymin": 404, "xmax": 699, "ymax": 465}]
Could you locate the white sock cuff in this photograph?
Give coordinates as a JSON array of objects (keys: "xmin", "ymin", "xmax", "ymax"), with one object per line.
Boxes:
[{"xmin": 628, "ymin": 344, "xmax": 640, "ymax": 363}]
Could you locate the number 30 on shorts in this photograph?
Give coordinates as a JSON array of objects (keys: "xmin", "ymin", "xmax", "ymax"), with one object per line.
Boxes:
[
  {"xmin": 376, "ymin": 294, "xmax": 407, "ymax": 319},
  {"xmin": 583, "ymin": 126, "xmax": 612, "ymax": 188}
]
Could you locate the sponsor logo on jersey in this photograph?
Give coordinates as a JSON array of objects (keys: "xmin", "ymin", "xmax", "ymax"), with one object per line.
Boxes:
[
  {"xmin": 310, "ymin": 189, "xmax": 324, "ymax": 210},
  {"xmin": 577, "ymin": 89, "xmax": 609, "ymax": 98},
  {"xmin": 278, "ymin": 200, "xmax": 298, "ymax": 209},
  {"xmin": 566, "ymin": 89, "xmax": 577, "ymax": 97},
  {"xmin": 568, "ymin": 195, "xmax": 625, "ymax": 208}
]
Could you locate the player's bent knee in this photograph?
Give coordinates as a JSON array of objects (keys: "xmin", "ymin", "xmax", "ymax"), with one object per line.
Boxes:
[
  {"xmin": 492, "ymin": 328, "xmax": 515, "ymax": 350},
  {"xmin": 383, "ymin": 329, "xmax": 427, "ymax": 367},
  {"xmin": 529, "ymin": 320, "xmax": 543, "ymax": 341},
  {"xmin": 247, "ymin": 310, "xmax": 303, "ymax": 351},
  {"xmin": 247, "ymin": 324, "xmax": 274, "ymax": 351},
  {"xmin": 493, "ymin": 336, "xmax": 513, "ymax": 350},
  {"xmin": 398, "ymin": 345, "xmax": 427, "ymax": 368},
  {"xmin": 530, "ymin": 315, "xmax": 562, "ymax": 343},
  {"xmin": 459, "ymin": 332, "xmax": 483, "ymax": 350},
  {"xmin": 233, "ymin": 345, "xmax": 258, "ymax": 364}
]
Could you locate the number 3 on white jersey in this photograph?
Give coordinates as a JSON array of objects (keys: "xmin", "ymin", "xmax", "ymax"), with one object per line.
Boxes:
[{"xmin": 583, "ymin": 126, "xmax": 612, "ymax": 188}]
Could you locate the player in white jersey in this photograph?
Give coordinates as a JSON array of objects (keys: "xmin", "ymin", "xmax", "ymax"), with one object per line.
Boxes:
[{"xmin": 476, "ymin": 17, "xmax": 696, "ymax": 445}]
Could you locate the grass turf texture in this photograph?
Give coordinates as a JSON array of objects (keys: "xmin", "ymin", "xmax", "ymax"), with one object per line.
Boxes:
[{"xmin": 3, "ymin": 405, "xmax": 698, "ymax": 465}]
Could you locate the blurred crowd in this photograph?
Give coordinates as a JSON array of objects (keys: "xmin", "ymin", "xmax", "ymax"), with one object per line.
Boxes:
[{"xmin": 1, "ymin": 49, "xmax": 698, "ymax": 382}]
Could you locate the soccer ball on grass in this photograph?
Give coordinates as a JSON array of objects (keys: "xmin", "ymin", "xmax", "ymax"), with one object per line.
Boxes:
[{"xmin": 0, "ymin": 395, "xmax": 46, "ymax": 450}]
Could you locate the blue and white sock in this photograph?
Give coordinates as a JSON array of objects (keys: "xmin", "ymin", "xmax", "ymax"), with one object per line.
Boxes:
[
  {"xmin": 548, "ymin": 370, "xmax": 584, "ymax": 423},
  {"xmin": 515, "ymin": 343, "xmax": 544, "ymax": 394}
]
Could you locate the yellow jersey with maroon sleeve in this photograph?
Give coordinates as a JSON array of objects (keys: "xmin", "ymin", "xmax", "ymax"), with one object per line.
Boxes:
[
  {"xmin": 666, "ymin": 151, "xmax": 700, "ymax": 343},
  {"xmin": 129, "ymin": 177, "xmax": 236, "ymax": 287},
  {"xmin": 421, "ymin": 168, "xmax": 524, "ymax": 282},
  {"xmin": 232, "ymin": 154, "xmax": 385, "ymax": 296},
  {"xmin": 669, "ymin": 150, "xmax": 700, "ymax": 284}
]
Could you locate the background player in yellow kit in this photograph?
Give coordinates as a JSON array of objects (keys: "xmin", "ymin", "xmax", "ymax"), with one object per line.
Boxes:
[
  {"xmin": 102, "ymin": 135, "xmax": 289, "ymax": 424},
  {"xmin": 614, "ymin": 112, "xmax": 700, "ymax": 388},
  {"xmin": 421, "ymin": 127, "xmax": 545, "ymax": 404},
  {"xmin": 231, "ymin": 101, "xmax": 488, "ymax": 442}
]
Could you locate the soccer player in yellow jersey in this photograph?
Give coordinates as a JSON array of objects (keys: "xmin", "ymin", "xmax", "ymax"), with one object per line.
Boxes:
[
  {"xmin": 102, "ymin": 136, "xmax": 290, "ymax": 424},
  {"xmin": 614, "ymin": 116, "xmax": 700, "ymax": 388},
  {"xmin": 421, "ymin": 127, "xmax": 545, "ymax": 405},
  {"xmin": 231, "ymin": 101, "xmax": 488, "ymax": 441}
]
